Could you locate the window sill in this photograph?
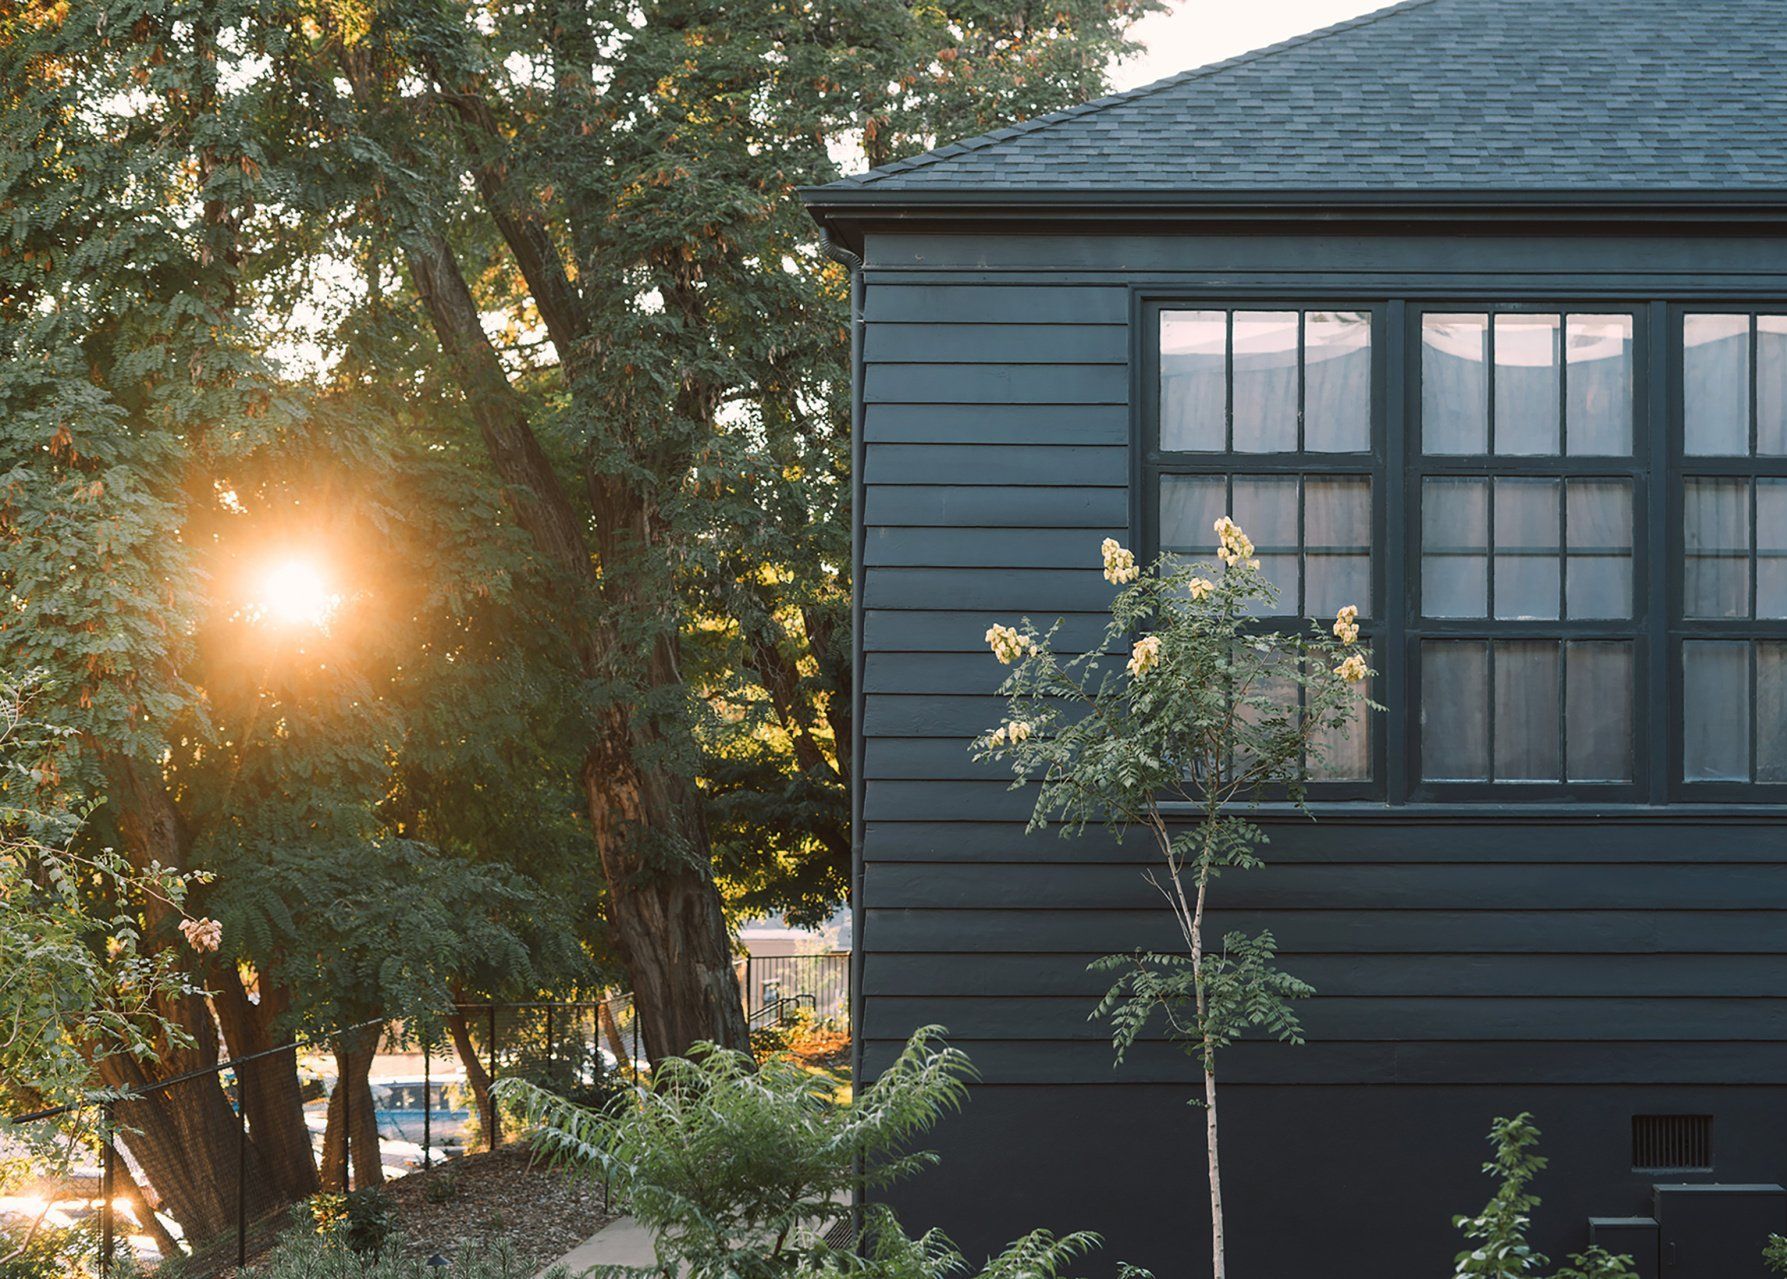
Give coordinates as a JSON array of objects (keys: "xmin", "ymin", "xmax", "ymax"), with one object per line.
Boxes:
[{"xmin": 1157, "ymin": 800, "xmax": 1787, "ymax": 823}]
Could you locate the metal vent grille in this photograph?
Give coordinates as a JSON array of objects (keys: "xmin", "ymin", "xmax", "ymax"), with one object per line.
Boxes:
[{"xmin": 1632, "ymin": 1114, "xmax": 1713, "ymax": 1171}]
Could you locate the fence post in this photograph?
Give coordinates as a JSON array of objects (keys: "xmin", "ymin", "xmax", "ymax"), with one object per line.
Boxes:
[
  {"xmin": 487, "ymin": 1004, "xmax": 499, "ymax": 1151},
  {"xmin": 100, "ymin": 1101, "xmax": 115, "ymax": 1279},
  {"xmin": 545, "ymin": 1003, "xmax": 554, "ymax": 1071},
  {"xmin": 237, "ymin": 1079, "xmax": 248, "ymax": 1268},
  {"xmin": 422, "ymin": 1025, "xmax": 432, "ymax": 1171}
]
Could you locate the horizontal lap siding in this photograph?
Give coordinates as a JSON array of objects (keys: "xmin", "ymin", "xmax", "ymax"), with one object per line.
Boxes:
[{"xmin": 855, "ymin": 247, "xmax": 1787, "ymax": 1090}]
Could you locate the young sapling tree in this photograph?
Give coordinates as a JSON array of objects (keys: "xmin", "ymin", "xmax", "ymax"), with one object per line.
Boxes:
[{"xmin": 975, "ymin": 524, "xmax": 1375, "ymax": 1279}]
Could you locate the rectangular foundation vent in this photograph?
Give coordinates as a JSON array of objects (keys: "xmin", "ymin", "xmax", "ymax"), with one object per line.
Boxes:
[{"xmin": 1633, "ymin": 1114, "xmax": 1713, "ymax": 1172}]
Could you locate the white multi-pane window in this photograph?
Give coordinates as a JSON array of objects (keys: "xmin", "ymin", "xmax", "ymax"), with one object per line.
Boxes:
[
  {"xmin": 1414, "ymin": 310, "xmax": 1641, "ymax": 792},
  {"xmin": 1152, "ymin": 307, "xmax": 1377, "ymax": 787},
  {"xmin": 1680, "ymin": 313, "xmax": 1787, "ymax": 787},
  {"xmin": 1150, "ymin": 301, "xmax": 1787, "ymax": 801}
]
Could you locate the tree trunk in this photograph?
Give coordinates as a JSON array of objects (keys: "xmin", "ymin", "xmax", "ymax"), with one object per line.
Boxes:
[
  {"xmin": 445, "ymin": 1005, "xmax": 494, "ymax": 1147},
  {"xmin": 96, "ymin": 756, "xmax": 293, "ymax": 1244},
  {"xmin": 212, "ymin": 969, "xmax": 318, "ymax": 1203},
  {"xmin": 399, "ymin": 210, "xmax": 746, "ymax": 1064},
  {"xmin": 582, "ymin": 707, "xmax": 751, "ymax": 1064},
  {"xmin": 596, "ymin": 997, "xmax": 630, "ymax": 1072},
  {"xmin": 116, "ymin": 1161, "xmax": 183, "ymax": 1261},
  {"xmin": 1205, "ymin": 1066, "xmax": 1226, "ymax": 1279},
  {"xmin": 319, "ymin": 1023, "xmax": 384, "ymax": 1191},
  {"xmin": 337, "ymin": 49, "xmax": 749, "ymax": 1062}
]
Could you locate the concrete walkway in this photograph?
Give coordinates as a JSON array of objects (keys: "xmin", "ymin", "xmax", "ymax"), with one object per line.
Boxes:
[{"xmin": 538, "ymin": 1213, "xmax": 666, "ymax": 1277}]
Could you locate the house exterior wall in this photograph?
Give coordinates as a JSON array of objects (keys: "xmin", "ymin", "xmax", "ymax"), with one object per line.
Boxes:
[{"xmin": 854, "ymin": 221, "xmax": 1787, "ymax": 1277}]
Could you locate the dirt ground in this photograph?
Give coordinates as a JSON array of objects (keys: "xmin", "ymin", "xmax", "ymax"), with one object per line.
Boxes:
[{"xmin": 383, "ymin": 1143, "xmax": 618, "ymax": 1269}]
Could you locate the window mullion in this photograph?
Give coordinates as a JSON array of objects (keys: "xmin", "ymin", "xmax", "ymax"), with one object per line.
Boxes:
[
  {"xmin": 1385, "ymin": 300, "xmax": 1410, "ymax": 804},
  {"xmin": 1647, "ymin": 300, "xmax": 1671, "ymax": 801}
]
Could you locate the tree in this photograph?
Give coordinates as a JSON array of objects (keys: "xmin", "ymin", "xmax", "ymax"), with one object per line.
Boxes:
[
  {"xmin": 272, "ymin": 0, "xmax": 1158, "ymax": 1056},
  {"xmin": 975, "ymin": 531, "xmax": 1373, "ymax": 1279},
  {"xmin": 2, "ymin": 0, "xmax": 1161, "ymax": 1241}
]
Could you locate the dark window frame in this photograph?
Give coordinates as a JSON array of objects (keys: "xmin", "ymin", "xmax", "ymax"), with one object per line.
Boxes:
[
  {"xmin": 1140, "ymin": 293, "xmax": 1787, "ymax": 806},
  {"xmin": 1139, "ymin": 298, "xmax": 1389, "ymax": 799},
  {"xmin": 1669, "ymin": 305, "xmax": 1787, "ymax": 800},
  {"xmin": 1406, "ymin": 301, "xmax": 1652, "ymax": 801}
]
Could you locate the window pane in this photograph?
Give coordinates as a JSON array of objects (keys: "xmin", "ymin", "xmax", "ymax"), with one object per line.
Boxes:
[
  {"xmin": 1305, "ymin": 477, "xmax": 1372, "ymax": 618},
  {"xmin": 1565, "ymin": 479, "xmax": 1634, "ymax": 619},
  {"xmin": 1304, "ymin": 311, "xmax": 1372, "ymax": 452},
  {"xmin": 1760, "ymin": 316, "xmax": 1787, "ymax": 456},
  {"xmin": 1684, "ymin": 314, "xmax": 1751, "ymax": 456},
  {"xmin": 1422, "ymin": 314, "xmax": 1488, "ymax": 454},
  {"xmin": 1231, "ymin": 311, "xmax": 1299, "ymax": 452},
  {"xmin": 1759, "ymin": 479, "xmax": 1787, "ymax": 619},
  {"xmin": 1422, "ymin": 477, "xmax": 1488, "ymax": 617},
  {"xmin": 1566, "ymin": 642, "xmax": 1633, "ymax": 782},
  {"xmin": 1494, "ymin": 641, "xmax": 1561, "ymax": 781},
  {"xmin": 1422, "ymin": 641, "xmax": 1489, "ymax": 781},
  {"xmin": 1494, "ymin": 314, "xmax": 1561, "ymax": 455},
  {"xmin": 1160, "ymin": 311, "xmax": 1226, "ymax": 450},
  {"xmin": 1308, "ymin": 661, "xmax": 1370, "ymax": 781},
  {"xmin": 1566, "ymin": 314, "xmax": 1634, "ymax": 456},
  {"xmin": 1760, "ymin": 643, "xmax": 1787, "ymax": 784},
  {"xmin": 1233, "ymin": 476, "xmax": 1299, "ymax": 613},
  {"xmin": 1684, "ymin": 478, "xmax": 1751, "ymax": 618},
  {"xmin": 1159, "ymin": 475, "xmax": 1226, "ymax": 552},
  {"xmin": 1493, "ymin": 478, "xmax": 1561, "ymax": 621},
  {"xmin": 1683, "ymin": 641, "xmax": 1750, "ymax": 781}
]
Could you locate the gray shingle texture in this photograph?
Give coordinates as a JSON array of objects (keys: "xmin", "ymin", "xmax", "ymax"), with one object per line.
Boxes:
[{"xmin": 825, "ymin": 0, "xmax": 1787, "ymax": 191}]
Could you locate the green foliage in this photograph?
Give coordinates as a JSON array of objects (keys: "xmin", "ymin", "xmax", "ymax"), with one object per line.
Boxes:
[
  {"xmin": 0, "ymin": 670, "xmax": 202, "ymax": 1113},
  {"xmin": 1089, "ymin": 934, "xmax": 1313, "ymax": 1075},
  {"xmin": 803, "ymin": 1213, "xmax": 1125, "ymax": 1279},
  {"xmin": 1766, "ymin": 1232, "xmax": 1787, "ymax": 1274},
  {"xmin": 342, "ymin": 1187, "xmax": 397, "ymax": 1258},
  {"xmin": 245, "ymin": 1219, "xmax": 561, "ymax": 1278},
  {"xmin": 498, "ymin": 1027, "xmax": 1136, "ymax": 1279},
  {"xmin": 979, "ymin": 543, "xmax": 1373, "ymax": 1077},
  {"xmin": 499, "ymin": 1026, "xmax": 971, "ymax": 1273},
  {"xmin": 0, "ymin": 1221, "xmax": 93, "ymax": 1279},
  {"xmin": 1452, "ymin": 1114, "xmax": 1639, "ymax": 1279}
]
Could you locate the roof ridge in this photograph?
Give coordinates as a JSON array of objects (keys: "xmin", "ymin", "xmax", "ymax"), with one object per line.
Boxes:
[{"xmin": 844, "ymin": 0, "xmax": 1449, "ymax": 188}]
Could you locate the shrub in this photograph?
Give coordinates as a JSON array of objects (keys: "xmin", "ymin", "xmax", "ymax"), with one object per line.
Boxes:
[
  {"xmin": 1452, "ymin": 1114, "xmax": 1639, "ymax": 1279},
  {"xmin": 0, "ymin": 1222, "xmax": 92, "ymax": 1279},
  {"xmin": 498, "ymin": 1027, "xmax": 1144, "ymax": 1279},
  {"xmin": 241, "ymin": 1227, "xmax": 563, "ymax": 1278}
]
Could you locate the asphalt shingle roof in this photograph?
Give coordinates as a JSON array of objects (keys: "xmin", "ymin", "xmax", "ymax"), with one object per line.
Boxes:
[{"xmin": 822, "ymin": 0, "xmax": 1787, "ymax": 192}]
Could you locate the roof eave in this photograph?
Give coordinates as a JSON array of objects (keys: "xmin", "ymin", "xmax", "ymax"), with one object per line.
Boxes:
[{"xmin": 801, "ymin": 186, "xmax": 1787, "ymax": 249}]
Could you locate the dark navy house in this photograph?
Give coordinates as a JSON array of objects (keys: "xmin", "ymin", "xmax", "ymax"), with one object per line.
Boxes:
[{"xmin": 803, "ymin": 2, "xmax": 1787, "ymax": 1274}]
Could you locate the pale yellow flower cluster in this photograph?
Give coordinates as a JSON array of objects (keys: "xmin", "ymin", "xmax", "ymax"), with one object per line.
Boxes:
[
  {"xmin": 1101, "ymin": 538, "xmax": 1140, "ymax": 585},
  {"xmin": 1127, "ymin": 634, "xmax": 1162, "ymax": 678},
  {"xmin": 179, "ymin": 916, "xmax": 223, "ymax": 953},
  {"xmin": 1333, "ymin": 605, "xmax": 1360, "ymax": 645},
  {"xmin": 1213, "ymin": 517, "xmax": 1260, "ymax": 569},
  {"xmin": 1188, "ymin": 577, "xmax": 1215, "ymax": 601},
  {"xmin": 985, "ymin": 624, "xmax": 1029, "ymax": 665},
  {"xmin": 1335, "ymin": 653, "xmax": 1369, "ymax": 683},
  {"xmin": 987, "ymin": 721, "xmax": 1033, "ymax": 746}
]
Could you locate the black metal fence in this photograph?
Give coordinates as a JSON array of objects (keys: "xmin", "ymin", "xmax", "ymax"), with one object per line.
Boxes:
[
  {"xmin": 742, "ymin": 952, "xmax": 849, "ymax": 1022},
  {"xmin": 3, "ymin": 996, "xmax": 642, "ymax": 1277}
]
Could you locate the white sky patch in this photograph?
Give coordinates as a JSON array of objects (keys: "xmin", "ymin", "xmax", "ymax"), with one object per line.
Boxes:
[{"xmin": 1112, "ymin": 0, "xmax": 1393, "ymax": 92}]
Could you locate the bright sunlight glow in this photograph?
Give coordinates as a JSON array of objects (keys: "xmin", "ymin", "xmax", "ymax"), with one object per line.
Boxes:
[{"xmin": 252, "ymin": 557, "xmax": 342, "ymax": 630}]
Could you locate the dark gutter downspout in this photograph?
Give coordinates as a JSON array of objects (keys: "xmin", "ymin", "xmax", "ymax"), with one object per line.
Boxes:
[{"xmin": 820, "ymin": 228, "xmax": 866, "ymax": 1243}]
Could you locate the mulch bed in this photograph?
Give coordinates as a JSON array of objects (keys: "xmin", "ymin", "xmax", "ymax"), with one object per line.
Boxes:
[{"xmin": 383, "ymin": 1143, "xmax": 619, "ymax": 1269}]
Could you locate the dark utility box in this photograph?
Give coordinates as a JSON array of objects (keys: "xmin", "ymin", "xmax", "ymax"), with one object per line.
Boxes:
[
  {"xmin": 1588, "ymin": 1218, "xmax": 1658, "ymax": 1279},
  {"xmin": 1652, "ymin": 1184, "xmax": 1787, "ymax": 1278}
]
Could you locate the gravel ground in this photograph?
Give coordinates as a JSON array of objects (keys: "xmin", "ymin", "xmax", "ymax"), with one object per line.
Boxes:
[{"xmin": 384, "ymin": 1144, "xmax": 618, "ymax": 1269}]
